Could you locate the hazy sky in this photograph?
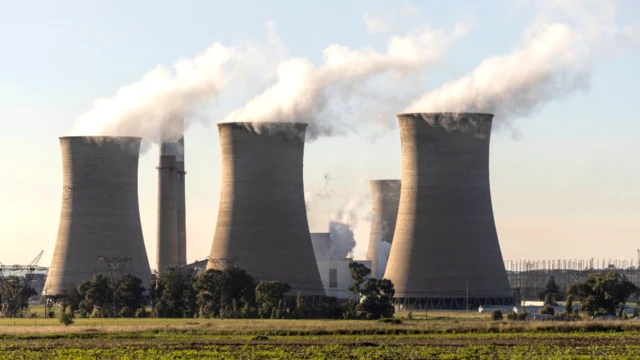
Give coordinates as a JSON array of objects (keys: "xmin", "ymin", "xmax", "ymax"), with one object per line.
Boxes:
[{"xmin": 1, "ymin": 0, "xmax": 640, "ymax": 269}]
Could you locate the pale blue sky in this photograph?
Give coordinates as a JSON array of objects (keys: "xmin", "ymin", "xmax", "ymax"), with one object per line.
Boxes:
[{"xmin": 1, "ymin": 0, "xmax": 640, "ymax": 268}]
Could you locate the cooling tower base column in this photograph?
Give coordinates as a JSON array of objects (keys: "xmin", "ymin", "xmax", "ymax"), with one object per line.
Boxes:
[{"xmin": 394, "ymin": 296, "xmax": 516, "ymax": 311}]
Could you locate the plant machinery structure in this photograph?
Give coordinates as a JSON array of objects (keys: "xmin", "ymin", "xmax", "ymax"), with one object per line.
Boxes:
[
  {"xmin": 366, "ymin": 180, "xmax": 401, "ymax": 278},
  {"xmin": 44, "ymin": 136, "xmax": 151, "ymax": 295},
  {"xmin": 207, "ymin": 122, "xmax": 325, "ymax": 300},
  {"xmin": 384, "ymin": 113, "xmax": 514, "ymax": 310}
]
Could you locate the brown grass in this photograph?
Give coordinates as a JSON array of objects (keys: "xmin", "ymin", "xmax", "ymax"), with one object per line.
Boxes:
[{"xmin": 1, "ymin": 314, "xmax": 640, "ymax": 337}]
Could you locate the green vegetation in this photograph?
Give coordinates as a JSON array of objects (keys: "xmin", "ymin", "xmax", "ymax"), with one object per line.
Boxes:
[
  {"xmin": 3, "ymin": 270, "xmax": 640, "ymax": 357},
  {"xmin": 0, "ymin": 275, "xmax": 37, "ymax": 318},
  {"xmin": 2, "ymin": 317, "xmax": 640, "ymax": 359},
  {"xmin": 567, "ymin": 272, "xmax": 638, "ymax": 317},
  {"xmin": 490, "ymin": 309, "xmax": 503, "ymax": 320},
  {"xmin": 539, "ymin": 276, "xmax": 561, "ymax": 302}
]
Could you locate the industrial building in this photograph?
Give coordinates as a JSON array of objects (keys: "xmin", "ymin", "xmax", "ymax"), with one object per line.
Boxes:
[
  {"xmin": 384, "ymin": 113, "xmax": 514, "ymax": 310},
  {"xmin": 311, "ymin": 232, "xmax": 372, "ymax": 299},
  {"xmin": 207, "ymin": 122, "xmax": 325, "ymax": 298},
  {"xmin": 366, "ymin": 180, "xmax": 400, "ymax": 278},
  {"xmin": 44, "ymin": 137, "xmax": 152, "ymax": 295}
]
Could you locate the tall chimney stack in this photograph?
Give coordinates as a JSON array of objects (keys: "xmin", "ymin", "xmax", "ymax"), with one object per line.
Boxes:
[
  {"xmin": 156, "ymin": 115, "xmax": 187, "ymax": 272},
  {"xmin": 175, "ymin": 135, "xmax": 187, "ymax": 268},
  {"xmin": 156, "ymin": 144, "xmax": 178, "ymax": 273}
]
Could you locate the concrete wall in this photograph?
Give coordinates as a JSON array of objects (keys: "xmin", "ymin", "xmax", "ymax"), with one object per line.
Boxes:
[
  {"xmin": 366, "ymin": 180, "xmax": 400, "ymax": 278},
  {"xmin": 44, "ymin": 136, "xmax": 151, "ymax": 295},
  {"xmin": 384, "ymin": 113, "xmax": 512, "ymax": 307},
  {"xmin": 208, "ymin": 122, "xmax": 325, "ymax": 296}
]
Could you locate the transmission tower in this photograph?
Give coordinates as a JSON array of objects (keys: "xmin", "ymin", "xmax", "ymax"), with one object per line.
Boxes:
[
  {"xmin": 98, "ymin": 256, "xmax": 133, "ymax": 282},
  {"xmin": 0, "ymin": 251, "xmax": 47, "ymax": 318}
]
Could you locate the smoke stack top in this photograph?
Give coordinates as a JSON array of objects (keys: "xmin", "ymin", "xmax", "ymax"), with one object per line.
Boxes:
[
  {"xmin": 60, "ymin": 136, "xmax": 143, "ymax": 154},
  {"xmin": 219, "ymin": 122, "xmax": 307, "ymax": 142},
  {"xmin": 399, "ymin": 112, "xmax": 493, "ymax": 137}
]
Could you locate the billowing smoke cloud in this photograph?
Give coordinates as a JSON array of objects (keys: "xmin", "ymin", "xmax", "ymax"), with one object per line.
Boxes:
[
  {"xmin": 375, "ymin": 221, "xmax": 392, "ymax": 278},
  {"xmin": 221, "ymin": 20, "xmax": 473, "ymax": 140},
  {"xmin": 304, "ymin": 173, "xmax": 334, "ymax": 211},
  {"xmin": 70, "ymin": 23, "xmax": 285, "ymax": 148},
  {"xmin": 328, "ymin": 221, "xmax": 356, "ymax": 260},
  {"xmin": 325, "ymin": 178, "xmax": 371, "ymax": 260},
  {"xmin": 362, "ymin": 4, "xmax": 420, "ymax": 34},
  {"xmin": 405, "ymin": 0, "xmax": 639, "ymax": 130}
]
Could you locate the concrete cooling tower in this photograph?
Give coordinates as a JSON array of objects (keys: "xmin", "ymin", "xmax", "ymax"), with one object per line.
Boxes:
[
  {"xmin": 366, "ymin": 180, "xmax": 400, "ymax": 279},
  {"xmin": 384, "ymin": 113, "xmax": 514, "ymax": 310},
  {"xmin": 44, "ymin": 137, "xmax": 151, "ymax": 295},
  {"xmin": 208, "ymin": 122, "xmax": 325, "ymax": 297}
]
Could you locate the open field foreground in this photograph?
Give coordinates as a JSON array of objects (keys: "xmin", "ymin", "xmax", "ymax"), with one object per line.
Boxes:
[{"xmin": 2, "ymin": 313, "xmax": 640, "ymax": 359}]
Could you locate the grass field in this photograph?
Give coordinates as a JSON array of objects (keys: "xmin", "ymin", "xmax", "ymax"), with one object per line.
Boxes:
[{"xmin": 3, "ymin": 311, "xmax": 640, "ymax": 358}]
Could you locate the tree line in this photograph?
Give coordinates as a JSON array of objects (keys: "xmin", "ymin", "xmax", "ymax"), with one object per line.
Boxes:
[{"xmin": 38, "ymin": 262, "xmax": 395, "ymax": 320}]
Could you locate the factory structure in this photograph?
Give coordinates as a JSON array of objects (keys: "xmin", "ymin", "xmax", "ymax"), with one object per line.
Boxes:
[
  {"xmin": 311, "ymin": 232, "xmax": 372, "ymax": 299},
  {"xmin": 42, "ymin": 112, "xmax": 639, "ymax": 311},
  {"xmin": 44, "ymin": 137, "xmax": 152, "ymax": 294},
  {"xmin": 384, "ymin": 113, "xmax": 514, "ymax": 310}
]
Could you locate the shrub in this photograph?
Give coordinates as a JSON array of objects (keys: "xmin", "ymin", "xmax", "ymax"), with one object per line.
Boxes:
[
  {"xmin": 491, "ymin": 309, "xmax": 503, "ymax": 320},
  {"xmin": 48, "ymin": 311, "xmax": 56, "ymax": 318},
  {"xmin": 539, "ymin": 305, "xmax": 555, "ymax": 315},
  {"xmin": 517, "ymin": 311, "xmax": 528, "ymax": 320},
  {"xmin": 377, "ymin": 318, "xmax": 402, "ymax": 324},
  {"xmin": 506, "ymin": 311, "xmax": 518, "ymax": 321},
  {"xmin": 59, "ymin": 312, "xmax": 74, "ymax": 326},
  {"xmin": 135, "ymin": 308, "xmax": 150, "ymax": 318}
]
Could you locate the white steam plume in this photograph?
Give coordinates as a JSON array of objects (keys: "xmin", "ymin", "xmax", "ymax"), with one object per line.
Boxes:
[
  {"xmin": 328, "ymin": 221, "xmax": 356, "ymax": 260},
  {"xmin": 326, "ymin": 177, "xmax": 371, "ymax": 260},
  {"xmin": 70, "ymin": 22, "xmax": 285, "ymax": 147},
  {"xmin": 304, "ymin": 173, "xmax": 334, "ymax": 211},
  {"xmin": 405, "ymin": 0, "xmax": 639, "ymax": 129},
  {"xmin": 221, "ymin": 21, "xmax": 473, "ymax": 140},
  {"xmin": 362, "ymin": 3, "xmax": 420, "ymax": 34}
]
